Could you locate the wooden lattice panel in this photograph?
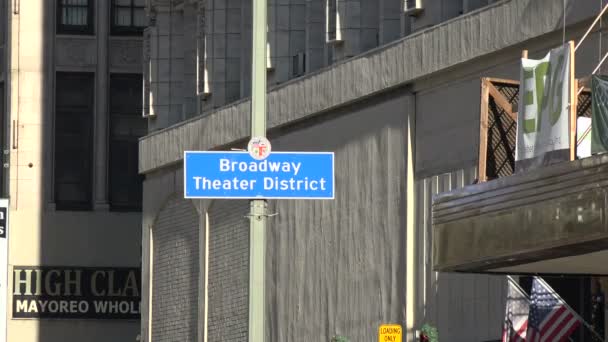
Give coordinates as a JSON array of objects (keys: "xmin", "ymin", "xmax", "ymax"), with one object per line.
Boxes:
[{"xmin": 479, "ymin": 78, "xmax": 591, "ymax": 181}]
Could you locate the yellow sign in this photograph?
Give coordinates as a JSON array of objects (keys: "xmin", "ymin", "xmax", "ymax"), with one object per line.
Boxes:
[{"xmin": 378, "ymin": 324, "xmax": 402, "ymax": 342}]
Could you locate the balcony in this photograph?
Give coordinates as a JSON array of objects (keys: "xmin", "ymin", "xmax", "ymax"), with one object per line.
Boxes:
[{"xmin": 431, "ymin": 77, "xmax": 608, "ymax": 275}]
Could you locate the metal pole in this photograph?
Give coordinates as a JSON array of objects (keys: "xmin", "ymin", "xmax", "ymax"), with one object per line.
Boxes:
[
  {"xmin": 575, "ymin": 2, "xmax": 608, "ymax": 52},
  {"xmin": 249, "ymin": 0, "xmax": 267, "ymax": 340}
]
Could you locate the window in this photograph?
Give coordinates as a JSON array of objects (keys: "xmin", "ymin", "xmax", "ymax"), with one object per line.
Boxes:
[
  {"xmin": 111, "ymin": 0, "xmax": 146, "ymax": 35},
  {"xmin": 57, "ymin": 0, "xmax": 94, "ymax": 35},
  {"xmin": 109, "ymin": 74, "xmax": 146, "ymax": 211},
  {"xmin": 54, "ymin": 73, "xmax": 94, "ymax": 210},
  {"xmin": 326, "ymin": 0, "xmax": 337, "ymax": 41},
  {"xmin": 0, "ymin": 84, "xmax": 4, "ymax": 197},
  {"xmin": 0, "ymin": 0, "xmax": 6, "ymax": 46},
  {"xmin": 292, "ymin": 52, "xmax": 306, "ymax": 77}
]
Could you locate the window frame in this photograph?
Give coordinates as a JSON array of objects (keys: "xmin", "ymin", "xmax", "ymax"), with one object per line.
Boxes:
[
  {"xmin": 110, "ymin": 0, "xmax": 146, "ymax": 36},
  {"xmin": 54, "ymin": 72, "xmax": 95, "ymax": 211},
  {"xmin": 56, "ymin": 0, "xmax": 95, "ymax": 35},
  {"xmin": 108, "ymin": 73, "xmax": 145, "ymax": 212},
  {"xmin": 326, "ymin": 0, "xmax": 343, "ymax": 43}
]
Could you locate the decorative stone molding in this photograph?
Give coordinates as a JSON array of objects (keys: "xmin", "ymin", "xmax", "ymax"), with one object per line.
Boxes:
[
  {"xmin": 110, "ymin": 39, "xmax": 143, "ymax": 68},
  {"xmin": 55, "ymin": 38, "xmax": 97, "ymax": 67}
]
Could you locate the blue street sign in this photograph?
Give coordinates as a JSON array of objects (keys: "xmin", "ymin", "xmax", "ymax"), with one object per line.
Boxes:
[{"xmin": 184, "ymin": 151, "xmax": 334, "ymax": 199}]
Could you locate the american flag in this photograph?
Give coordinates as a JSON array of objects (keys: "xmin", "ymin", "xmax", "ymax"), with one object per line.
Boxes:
[
  {"xmin": 526, "ymin": 277, "xmax": 581, "ymax": 342},
  {"xmin": 502, "ymin": 277, "xmax": 529, "ymax": 342}
]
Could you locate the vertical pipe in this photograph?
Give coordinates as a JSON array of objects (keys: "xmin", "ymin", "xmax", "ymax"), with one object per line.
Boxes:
[
  {"xmin": 203, "ymin": 213, "xmax": 210, "ymax": 342},
  {"xmin": 148, "ymin": 227, "xmax": 154, "ymax": 342},
  {"xmin": 249, "ymin": 0, "xmax": 267, "ymax": 340},
  {"xmin": 405, "ymin": 96, "xmax": 416, "ymax": 341},
  {"xmin": 569, "ymin": 40, "xmax": 577, "ymax": 161}
]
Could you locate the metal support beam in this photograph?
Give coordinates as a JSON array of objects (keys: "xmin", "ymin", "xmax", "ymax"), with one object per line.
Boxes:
[
  {"xmin": 249, "ymin": 0, "xmax": 267, "ymax": 340},
  {"xmin": 405, "ymin": 98, "xmax": 416, "ymax": 341}
]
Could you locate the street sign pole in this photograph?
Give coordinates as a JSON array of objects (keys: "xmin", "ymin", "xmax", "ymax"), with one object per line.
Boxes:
[{"xmin": 249, "ymin": 0, "xmax": 267, "ymax": 340}]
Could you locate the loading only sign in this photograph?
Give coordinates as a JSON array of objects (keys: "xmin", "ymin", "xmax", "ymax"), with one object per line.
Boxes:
[
  {"xmin": 184, "ymin": 151, "xmax": 334, "ymax": 199},
  {"xmin": 378, "ymin": 324, "xmax": 402, "ymax": 342}
]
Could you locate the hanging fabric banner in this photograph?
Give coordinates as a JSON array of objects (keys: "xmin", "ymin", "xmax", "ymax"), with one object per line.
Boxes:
[
  {"xmin": 515, "ymin": 43, "xmax": 572, "ymax": 172},
  {"xmin": 577, "ymin": 116, "xmax": 592, "ymax": 159},
  {"xmin": 591, "ymin": 75, "xmax": 608, "ymax": 154}
]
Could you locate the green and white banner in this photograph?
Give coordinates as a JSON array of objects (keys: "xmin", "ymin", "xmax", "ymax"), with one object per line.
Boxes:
[
  {"xmin": 516, "ymin": 44, "xmax": 571, "ymax": 171},
  {"xmin": 591, "ymin": 75, "xmax": 608, "ymax": 154}
]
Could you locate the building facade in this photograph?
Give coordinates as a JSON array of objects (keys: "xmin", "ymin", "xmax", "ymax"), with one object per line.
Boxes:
[
  {"xmin": 140, "ymin": 0, "xmax": 608, "ymax": 341},
  {"xmin": 1, "ymin": 1, "xmax": 146, "ymax": 341}
]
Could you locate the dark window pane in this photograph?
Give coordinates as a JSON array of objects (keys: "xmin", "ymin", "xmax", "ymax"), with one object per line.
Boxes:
[
  {"xmin": 61, "ymin": 7, "xmax": 87, "ymax": 26},
  {"xmin": 57, "ymin": 0, "xmax": 93, "ymax": 35},
  {"xmin": 54, "ymin": 73, "xmax": 94, "ymax": 210},
  {"xmin": 111, "ymin": 0, "xmax": 145, "ymax": 35},
  {"xmin": 109, "ymin": 74, "xmax": 145, "ymax": 211},
  {"xmin": 115, "ymin": 8, "xmax": 132, "ymax": 26},
  {"xmin": 133, "ymin": 9, "xmax": 146, "ymax": 27},
  {"xmin": 327, "ymin": 0, "xmax": 337, "ymax": 41}
]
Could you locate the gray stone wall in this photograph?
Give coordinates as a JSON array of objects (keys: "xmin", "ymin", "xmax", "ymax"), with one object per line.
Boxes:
[
  {"xmin": 150, "ymin": 0, "xmax": 508, "ymax": 131},
  {"xmin": 183, "ymin": 1, "xmax": 199, "ymax": 119},
  {"xmin": 139, "ymin": 1, "xmax": 607, "ymax": 341},
  {"xmin": 268, "ymin": 0, "xmax": 307, "ymax": 85},
  {"xmin": 141, "ymin": 0, "xmax": 598, "ymax": 171},
  {"xmin": 140, "ymin": 90, "xmax": 412, "ymax": 341},
  {"xmin": 151, "ymin": 197, "xmax": 200, "ymax": 342},
  {"xmin": 207, "ymin": 200, "xmax": 250, "ymax": 342},
  {"xmin": 147, "ymin": 5, "xmax": 187, "ymax": 128},
  {"xmin": 415, "ymin": 168, "xmax": 507, "ymax": 341},
  {"xmin": 261, "ymin": 90, "xmax": 410, "ymax": 341}
]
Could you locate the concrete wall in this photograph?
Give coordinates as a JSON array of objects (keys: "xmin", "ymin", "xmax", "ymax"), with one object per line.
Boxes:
[
  {"xmin": 151, "ymin": 197, "xmax": 199, "ymax": 342},
  {"xmin": 139, "ymin": 0, "xmax": 608, "ymax": 340},
  {"xmin": 262, "ymin": 91, "xmax": 409, "ymax": 341},
  {"xmin": 147, "ymin": 0, "xmax": 508, "ymax": 132},
  {"xmin": 207, "ymin": 200, "xmax": 249, "ymax": 342},
  {"xmin": 140, "ymin": 89, "xmax": 413, "ymax": 341},
  {"xmin": 141, "ymin": 0, "xmax": 600, "ymax": 171},
  {"xmin": 414, "ymin": 24, "xmax": 608, "ymax": 177},
  {"xmin": 0, "ymin": 0, "xmax": 6, "ymax": 83},
  {"xmin": 6, "ymin": 1, "xmax": 143, "ymax": 341},
  {"xmin": 139, "ymin": 86, "xmax": 512, "ymax": 342},
  {"xmin": 415, "ymin": 168, "xmax": 507, "ymax": 341}
]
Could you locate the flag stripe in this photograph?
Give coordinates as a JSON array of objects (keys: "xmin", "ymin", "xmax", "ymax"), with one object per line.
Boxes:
[
  {"xmin": 503, "ymin": 278, "xmax": 530, "ymax": 342},
  {"xmin": 552, "ymin": 316, "xmax": 580, "ymax": 342},
  {"xmin": 542, "ymin": 311, "xmax": 573, "ymax": 342},
  {"xmin": 560, "ymin": 320, "xmax": 581, "ymax": 342},
  {"xmin": 511, "ymin": 320, "xmax": 527, "ymax": 342},
  {"xmin": 526, "ymin": 277, "xmax": 581, "ymax": 342},
  {"xmin": 538, "ymin": 306, "xmax": 566, "ymax": 332},
  {"xmin": 529, "ymin": 330, "xmax": 540, "ymax": 342},
  {"xmin": 527, "ymin": 329, "xmax": 535, "ymax": 342}
]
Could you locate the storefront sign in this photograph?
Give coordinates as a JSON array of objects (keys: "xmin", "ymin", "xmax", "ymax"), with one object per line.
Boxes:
[{"xmin": 13, "ymin": 267, "xmax": 140, "ymax": 320}]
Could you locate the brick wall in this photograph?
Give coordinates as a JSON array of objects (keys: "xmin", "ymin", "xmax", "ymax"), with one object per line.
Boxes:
[
  {"xmin": 151, "ymin": 198, "xmax": 200, "ymax": 342},
  {"xmin": 207, "ymin": 200, "xmax": 250, "ymax": 342}
]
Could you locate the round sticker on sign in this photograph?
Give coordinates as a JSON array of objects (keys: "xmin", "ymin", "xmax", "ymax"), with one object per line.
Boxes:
[{"xmin": 248, "ymin": 136, "xmax": 272, "ymax": 160}]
